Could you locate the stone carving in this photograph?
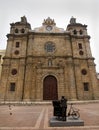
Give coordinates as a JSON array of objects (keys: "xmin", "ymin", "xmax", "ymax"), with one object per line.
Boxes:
[
  {"xmin": 70, "ymin": 16, "xmax": 76, "ymax": 24},
  {"xmin": 21, "ymin": 16, "xmax": 27, "ymax": 23},
  {"xmin": 43, "ymin": 17, "xmax": 56, "ymax": 26}
]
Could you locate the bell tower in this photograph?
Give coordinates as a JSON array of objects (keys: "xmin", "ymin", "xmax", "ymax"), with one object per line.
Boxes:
[
  {"xmin": 0, "ymin": 16, "xmax": 32, "ymax": 101},
  {"xmin": 66, "ymin": 17, "xmax": 99, "ymax": 100}
]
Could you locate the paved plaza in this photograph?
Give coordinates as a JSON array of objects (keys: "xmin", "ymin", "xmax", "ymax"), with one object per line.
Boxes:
[{"xmin": 0, "ymin": 101, "xmax": 99, "ymax": 130}]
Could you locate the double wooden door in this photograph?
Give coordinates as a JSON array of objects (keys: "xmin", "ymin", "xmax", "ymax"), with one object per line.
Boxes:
[{"xmin": 43, "ymin": 75, "xmax": 58, "ymax": 100}]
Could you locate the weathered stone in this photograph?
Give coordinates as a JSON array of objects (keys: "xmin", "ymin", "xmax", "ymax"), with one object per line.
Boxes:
[{"xmin": 0, "ymin": 17, "xmax": 99, "ymax": 101}]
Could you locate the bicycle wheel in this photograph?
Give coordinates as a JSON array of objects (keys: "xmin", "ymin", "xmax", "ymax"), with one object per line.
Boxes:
[{"xmin": 72, "ymin": 111, "xmax": 80, "ymax": 119}]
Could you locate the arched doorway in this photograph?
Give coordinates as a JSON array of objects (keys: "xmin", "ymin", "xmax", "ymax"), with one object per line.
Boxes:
[{"xmin": 43, "ymin": 75, "xmax": 58, "ymax": 100}]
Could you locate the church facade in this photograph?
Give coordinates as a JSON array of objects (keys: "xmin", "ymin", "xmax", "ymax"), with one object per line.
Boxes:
[{"xmin": 0, "ymin": 16, "xmax": 99, "ymax": 101}]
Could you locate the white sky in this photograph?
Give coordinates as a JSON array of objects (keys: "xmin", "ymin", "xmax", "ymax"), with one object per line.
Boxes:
[{"xmin": 0, "ymin": 0, "xmax": 99, "ymax": 72}]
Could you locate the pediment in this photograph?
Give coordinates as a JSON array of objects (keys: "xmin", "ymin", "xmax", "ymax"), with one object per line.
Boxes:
[{"xmin": 34, "ymin": 17, "xmax": 64, "ymax": 33}]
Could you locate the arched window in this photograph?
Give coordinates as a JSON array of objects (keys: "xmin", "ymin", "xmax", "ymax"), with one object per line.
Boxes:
[
  {"xmin": 78, "ymin": 43, "xmax": 83, "ymax": 49},
  {"xmin": 73, "ymin": 30, "xmax": 77, "ymax": 35},
  {"xmin": 15, "ymin": 28, "xmax": 18, "ymax": 33},
  {"xmin": 79, "ymin": 30, "xmax": 83, "ymax": 35},
  {"xmin": 21, "ymin": 28, "xmax": 25, "ymax": 33}
]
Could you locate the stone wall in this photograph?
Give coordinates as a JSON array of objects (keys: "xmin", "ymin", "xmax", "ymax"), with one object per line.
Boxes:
[{"xmin": 0, "ymin": 17, "xmax": 99, "ymax": 101}]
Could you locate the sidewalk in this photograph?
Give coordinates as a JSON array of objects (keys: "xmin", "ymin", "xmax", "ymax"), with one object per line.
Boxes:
[
  {"xmin": 0, "ymin": 99, "xmax": 99, "ymax": 105},
  {"xmin": 0, "ymin": 101, "xmax": 99, "ymax": 130}
]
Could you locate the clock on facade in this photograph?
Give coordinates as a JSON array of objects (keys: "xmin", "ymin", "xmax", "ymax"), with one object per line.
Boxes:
[{"xmin": 46, "ymin": 26, "xmax": 52, "ymax": 31}]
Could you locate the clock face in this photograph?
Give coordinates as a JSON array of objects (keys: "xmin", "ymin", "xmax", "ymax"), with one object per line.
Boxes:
[{"xmin": 46, "ymin": 26, "xmax": 52, "ymax": 31}]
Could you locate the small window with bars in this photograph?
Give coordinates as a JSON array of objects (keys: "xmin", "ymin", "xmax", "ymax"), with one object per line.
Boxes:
[
  {"xmin": 83, "ymin": 82, "xmax": 89, "ymax": 91},
  {"xmin": 78, "ymin": 43, "xmax": 83, "ymax": 49},
  {"xmin": 16, "ymin": 42, "xmax": 20, "ymax": 47},
  {"xmin": 10, "ymin": 83, "xmax": 16, "ymax": 91}
]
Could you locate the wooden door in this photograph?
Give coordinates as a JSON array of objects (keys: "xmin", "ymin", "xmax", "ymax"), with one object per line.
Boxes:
[{"xmin": 43, "ymin": 75, "xmax": 58, "ymax": 100}]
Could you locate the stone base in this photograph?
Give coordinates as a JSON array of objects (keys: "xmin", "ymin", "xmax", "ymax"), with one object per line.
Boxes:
[{"xmin": 49, "ymin": 117, "xmax": 84, "ymax": 127}]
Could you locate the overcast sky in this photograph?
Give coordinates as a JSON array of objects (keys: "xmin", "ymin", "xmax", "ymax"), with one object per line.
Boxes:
[{"xmin": 0, "ymin": 0, "xmax": 99, "ymax": 72}]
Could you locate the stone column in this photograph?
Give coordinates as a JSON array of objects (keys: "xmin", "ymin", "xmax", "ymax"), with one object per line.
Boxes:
[
  {"xmin": 84, "ymin": 38, "xmax": 92, "ymax": 57},
  {"xmin": 58, "ymin": 68, "xmax": 65, "ymax": 99},
  {"xmin": 27, "ymin": 35, "xmax": 34, "ymax": 56},
  {"xmin": 73, "ymin": 59, "xmax": 83, "ymax": 100},
  {"xmin": 66, "ymin": 58, "xmax": 77, "ymax": 100},
  {"xmin": 15, "ymin": 59, "xmax": 25, "ymax": 101},
  {"xmin": 0, "ymin": 59, "xmax": 10, "ymax": 101},
  {"xmin": 30, "ymin": 65, "xmax": 36, "ymax": 100},
  {"xmin": 88, "ymin": 60, "xmax": 99, "ymax": 99},
  {"xmin": 35, "ymin": 69, "xmax": 42, "ymax": 101},
  {"xmin": 5, "ymin": 36, "xmax": 13, "ymax": 57},
  {"xmin": 64, "ymin": 66, "xmax": 70, "ymax": 99},
  {"xmin": 23, "ymin": 34, "xmax": 34, "ymax": 101},
  {"xmin": 23, "ymin": 57, "xmax": 33, "ymax": 101}
]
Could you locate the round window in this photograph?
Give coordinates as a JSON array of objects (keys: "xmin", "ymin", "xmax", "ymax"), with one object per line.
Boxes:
[
  {"xmin": 11, "ymin": 69, "xmax": 17, "ymax": 75},
  {"xmin": 79, "ymin": 50, "xmax": 84, "ymax": 55},
  {"xmin": 14, "ymin": 50, "xmax": 19, "ymax": 55},
  {"xmin": 81, "ymin": 69, "xmax": 87, "ymax": 75},
  {"xmin": 21, "ymin": 28, "xmax": 25, "ymax": 33}
]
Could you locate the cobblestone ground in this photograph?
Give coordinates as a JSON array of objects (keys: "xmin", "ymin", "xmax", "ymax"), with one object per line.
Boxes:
[{"xmin": 0, "ymin": 102, "xmax": 99, "ymax": 130}]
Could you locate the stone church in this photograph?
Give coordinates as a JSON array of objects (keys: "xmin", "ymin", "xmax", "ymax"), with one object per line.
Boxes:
[{"xmin": 0, "ymin": 16, "xmax": 99, "ymax": 101}]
